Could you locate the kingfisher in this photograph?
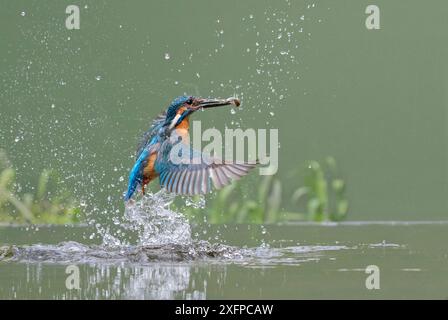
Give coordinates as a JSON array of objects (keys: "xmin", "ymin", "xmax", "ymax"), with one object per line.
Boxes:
[{"xmin": 124, "ymin": 95, "xmax": 257, "ymax": 201}]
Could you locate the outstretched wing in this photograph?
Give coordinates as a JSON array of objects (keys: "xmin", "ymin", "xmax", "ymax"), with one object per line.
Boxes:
[
  {"xmin": 135, "ymin": 111, "xmax": 166, "ymax": 160},
  {"xmin": 155, "ymin": 142, "xmax": 257, "ymax": 195}
]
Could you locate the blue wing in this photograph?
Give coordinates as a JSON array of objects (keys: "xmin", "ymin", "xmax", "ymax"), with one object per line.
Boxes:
[{"xmin": 155, "ymin": 141, "xmax": 257, "ymax": 195}]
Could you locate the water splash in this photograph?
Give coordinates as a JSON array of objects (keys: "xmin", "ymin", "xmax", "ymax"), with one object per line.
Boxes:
[
  {"xmin": 0, "ymin": 241, "xmax": 352, "ymax": 265},
  {"xmin": 120, "ymin": 190, "xmax": 192, "ymax": 246}
]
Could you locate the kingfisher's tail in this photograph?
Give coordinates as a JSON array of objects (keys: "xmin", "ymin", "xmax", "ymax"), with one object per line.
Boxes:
[
  {"xmin": 124, "ymin": 168, "xmax": 142, "ymax": 201},
  {"xmin": 124, "ymin": 183, "xmax": 137, "ymax": 201},
  {"xmin": 124, "ymin": 149, "xmax": 150, "ymax": 201}
]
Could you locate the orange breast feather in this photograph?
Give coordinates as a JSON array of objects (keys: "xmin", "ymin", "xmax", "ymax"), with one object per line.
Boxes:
[
  {"xmin": 143, "ymin": 152, "xmax": 158, "ymax": 184},
  {"xmin": 174, "ymin": 118, "xmax": 190, "ymax": 144}
]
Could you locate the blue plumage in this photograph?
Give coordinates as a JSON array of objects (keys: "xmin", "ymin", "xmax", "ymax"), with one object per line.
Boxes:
[{"xmin": 124, "ymin": 148, "xmax": 149, "ymax": 201}]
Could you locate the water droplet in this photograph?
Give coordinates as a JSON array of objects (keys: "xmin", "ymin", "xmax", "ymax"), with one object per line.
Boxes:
[
  {"xmin": 20, "ymin": 11, "xmax": 26, "ymax": 17},
  {"xmin": 164, "ymin": 53, "xmax": 170, "ymax": 60},
  {"xmin": 95, "ymin": 75, "xmax": 102, "ymax": 81},
  {"xmin": 230, "ymin": 108, "xmax": 236, "ymax": 115},
  {"xmin": 261, "ymin": 226, "xmax": 267, "ymax": 235}
]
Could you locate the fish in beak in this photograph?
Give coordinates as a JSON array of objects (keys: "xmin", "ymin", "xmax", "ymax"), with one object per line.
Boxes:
[{"xmin": 191, "ymin": 97, "xmax": 241, "ymax": 110}]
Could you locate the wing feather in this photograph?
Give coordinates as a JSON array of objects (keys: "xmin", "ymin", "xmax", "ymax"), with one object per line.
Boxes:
[
  {"xmin": 155, "ymin": 138, "xmax": 257, "ymax": 195},
  {"xmin": 159, "ymin": 160, "xmax": 257, "ymax": 195}
]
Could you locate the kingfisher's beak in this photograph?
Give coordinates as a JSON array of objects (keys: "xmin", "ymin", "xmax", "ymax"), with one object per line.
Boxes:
[
  {"xmin": 191, "ymin": 97, "xmax": 241, "ymax": 110},
  {"xmin": 169, "ymin": 97, "xmax": 241, "ymax": 130}
]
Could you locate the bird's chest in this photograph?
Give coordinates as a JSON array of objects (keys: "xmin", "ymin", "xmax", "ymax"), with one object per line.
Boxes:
[
  {"xmin": 170, "ymin": 119, "xmax": 190, "ymax": 144},
  {"xmin": 142, "ymin": 152, "xmax": 158, "ymax": 183}
]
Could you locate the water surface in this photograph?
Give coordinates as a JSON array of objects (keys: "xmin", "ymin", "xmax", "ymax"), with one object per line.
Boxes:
[{"xmin": 1, "ymin": 221, "xmax": 447, "ymax": 299}]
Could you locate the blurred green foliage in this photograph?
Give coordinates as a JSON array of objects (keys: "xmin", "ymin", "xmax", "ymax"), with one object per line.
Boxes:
[
  {"xmin": 287, "ymin": 157, "xmax": 349, "ymax": 222},
  {"xmin": 182, "ymin": 156, "xmax": 348, "ymax": 223},
  {"xmin": 0, "ymin": 150, "xmax": 81, "ymax": 224}
]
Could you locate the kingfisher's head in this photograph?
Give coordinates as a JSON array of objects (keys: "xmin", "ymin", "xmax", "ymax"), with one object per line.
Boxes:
[{"xmin": 164, "ymin": 95, "xmax": 240, "ymax": 130}]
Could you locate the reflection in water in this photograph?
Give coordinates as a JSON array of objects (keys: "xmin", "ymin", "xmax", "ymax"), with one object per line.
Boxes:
[
  {"xmin": 2, "ymin": 263, "xmax": 213, "ymax": 299},
  {"xmin": 121, "ymin": 266, "xmax": 199, "ymax": 299},
  {"xmin": 85, "ymin": 264, "xmax": 209, "ymax": 300},
  {"xmin": 0, "ymin": 242, "xmax": 352, "ymax": 299}
]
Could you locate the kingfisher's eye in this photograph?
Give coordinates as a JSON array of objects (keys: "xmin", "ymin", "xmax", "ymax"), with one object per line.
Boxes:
[{"xmin": 187, "ymin": 98, "xmax": 193, "ymax": 104}]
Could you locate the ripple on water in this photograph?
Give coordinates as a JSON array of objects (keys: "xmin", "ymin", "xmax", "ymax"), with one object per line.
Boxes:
[
  {"xmin": 0, "ymin": 240, "xmax": 353, "ymax": 266},
  {"xmin": 0, "ymin": 241, "xmax": 241, "ymax": 264}
]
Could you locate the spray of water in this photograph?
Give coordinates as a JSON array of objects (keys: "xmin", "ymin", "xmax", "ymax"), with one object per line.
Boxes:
[{"xmin": 120, "ymin": 190, "xmax": 192, "ymax": 246}]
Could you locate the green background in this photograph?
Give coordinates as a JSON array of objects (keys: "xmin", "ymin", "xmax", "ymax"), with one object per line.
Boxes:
[{"xmin": 1, "ymin": 0, "xmax": 447, "ymax": 220}]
